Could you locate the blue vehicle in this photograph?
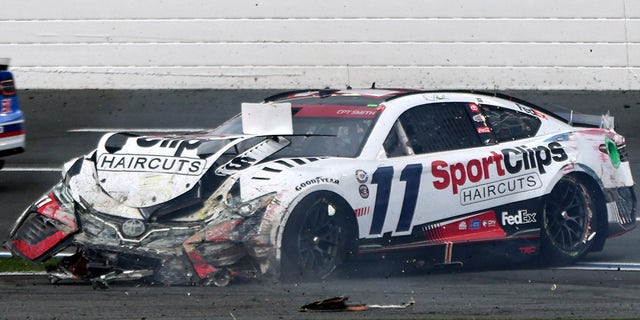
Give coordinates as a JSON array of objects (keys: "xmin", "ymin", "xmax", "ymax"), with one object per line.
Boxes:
[{"xmin": 0, "ymin": 58, "xmax": 25, "ymax": 166}]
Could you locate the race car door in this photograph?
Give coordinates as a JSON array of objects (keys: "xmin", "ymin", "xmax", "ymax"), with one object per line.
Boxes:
[{"xmin": 366, "ymin": 101, "xmax": 491, "ymax": 238}]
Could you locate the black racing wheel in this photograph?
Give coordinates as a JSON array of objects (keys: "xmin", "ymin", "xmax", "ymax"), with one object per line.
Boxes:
[{"xmin": 541, "ymin": 175, "xmax": 597, "ymax": 264}]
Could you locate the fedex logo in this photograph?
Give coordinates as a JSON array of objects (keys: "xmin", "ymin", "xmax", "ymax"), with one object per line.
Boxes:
[{"xmin": 501, "ymin": 210, "xmax": 537, "ymax": 225}]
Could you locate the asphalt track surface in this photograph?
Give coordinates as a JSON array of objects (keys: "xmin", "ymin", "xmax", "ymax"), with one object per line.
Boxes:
[{"xmin": 1, "ymin": 90, "xmax": 640, "ymax": 319}]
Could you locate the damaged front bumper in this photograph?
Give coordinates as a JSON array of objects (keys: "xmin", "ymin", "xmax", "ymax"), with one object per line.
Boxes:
[{"xmin": 7, "ymin": 180, "xmax": 280, "ymax": 287}]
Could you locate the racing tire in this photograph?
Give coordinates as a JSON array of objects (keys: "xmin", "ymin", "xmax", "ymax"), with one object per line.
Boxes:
[
  {"xmin": 281, "ymin": 192, "xmax": 356, "ymax": 281},
  {"xmin": 541, "ymin": 175, "xmax": 597, "ymax": 264}
]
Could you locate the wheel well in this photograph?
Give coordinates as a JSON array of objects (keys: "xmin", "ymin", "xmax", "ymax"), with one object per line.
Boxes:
[
  {"xmin": 563, "ymin": 172, "xmax": 608, "ymax": 251},
  {"xmin": 279, "ymin": 191, "xmax": 360, "ymax": 280},
  {"xmin": 296, "ymin": 191, "xmax": 360, "ymax": 242}
]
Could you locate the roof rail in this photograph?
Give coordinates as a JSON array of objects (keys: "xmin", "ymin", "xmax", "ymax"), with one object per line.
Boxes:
[
  {"xmin": 384, "ymin": 89, "xmax": 568, "ymax": 124},
  {"xmin": 263, "ymin": 89, "xmax": 337, "ymax": 102}
]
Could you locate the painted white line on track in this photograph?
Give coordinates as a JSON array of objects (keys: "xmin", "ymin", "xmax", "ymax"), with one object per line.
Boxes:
[
  {"xmin": 69, "ymin": 128, "xmax": 209, "ymax": 133},
  {"xmin": 556, "ymin": 262, "xmax": 640, "ymax": 272},
  {"xmin": 0, "ymin": 251, "xmax": 72, "ymax": 258},
  {"xmin": 2, "ymin": 167, "xmax": 61, "ymax": 172},
  {"xmin": 0, "ymin": 271, "xmax": 47, "ymax": 276}
]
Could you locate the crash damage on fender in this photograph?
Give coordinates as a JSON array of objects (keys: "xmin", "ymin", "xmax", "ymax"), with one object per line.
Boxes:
[{"xmin": 5, "ymin": 89, "xmax": 637, "ymax": 287}]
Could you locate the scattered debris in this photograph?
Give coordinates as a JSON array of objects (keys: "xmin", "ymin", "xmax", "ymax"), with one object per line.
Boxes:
[{"xmin": 300, "ymin": 296, "xmax": 414, "ymax": 312}]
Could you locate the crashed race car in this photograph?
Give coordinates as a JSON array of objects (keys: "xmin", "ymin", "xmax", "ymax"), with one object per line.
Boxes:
[{"xmin": 5, "ymin": 89, "xmax": 637, "ymax": 287}]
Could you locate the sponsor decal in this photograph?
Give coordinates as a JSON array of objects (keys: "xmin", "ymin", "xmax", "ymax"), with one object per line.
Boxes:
[
  {"xmin": 1, "ymin": 98, "xmax": 10, "ymax": 113},
  {"xmin": 468, "ymin": 103, "xmax": 480, "ymax": 113},
  {"xmin": 97, "ymin": 154, "xmax": 206, "ymax": 175},
  {"xmin": 519, "ymin": 245, "xmax": 537, "ymax": 254},
  {"xmin": 477, "ymin": 126, "xmax": 491, "ymax": 134},
  {"xmin": 294, "ymin": 176, "xmax": 340, "ymax": 191},
  {"xmin": 359, "ymin": 184, "xmax": 370, "ymax": 199},
  {"xmin": 482, "ymin": 220, "xmax": 497, "ymax": 228},
  {"xmin": 516, "ymin": 104, "xmax": 547, "ymax": 119},
  {"xmin": 355, "ymin": 169, "xmax": 369, "ymax": 183},
  {"xmin": 472, "ymin": 114, "xmax": 485, "ymax": 123},
  {"xmin": 422, "ymin": 210, "xmax": 507, "ymax": 242},
  {"xmin": 135, "ymin": 138, "xmax": 203, "ymax": 157},
  {"xmin": 104, "ymin": 135, "xmax": 205, "ymax": 157},
  {"xmin": 501, "ymin": 209, "xmax": 537, "ymax": 225},
  {"xmin": 223, "ymin": 156, "xmax": 257, "ymax": 171},
  {"xmin": 432, "ymin": 142, "xmax": 567, "ymax": 196},
  {"xmin": 460, "ymin": 173, "xmax": 542, "ymax": 205},
  {"xmin": 355, "ymin": 207, "xmax": 371, "ymax": 217}
]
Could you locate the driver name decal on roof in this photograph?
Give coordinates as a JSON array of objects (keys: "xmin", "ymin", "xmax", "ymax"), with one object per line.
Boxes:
[
  {"xmin": 432, "ymin": 142, "xmax": 567, "ymax": 204},
  {"xmin": 294, "ymin": 105, "xmax": 380, "ymax": 119}
]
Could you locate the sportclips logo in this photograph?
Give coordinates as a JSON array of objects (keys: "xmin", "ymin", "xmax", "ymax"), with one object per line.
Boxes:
[
  {"xmin": 432, "ymin": 142, "xmax": 568, "ymax": 205},
  {"xmin": 98, "ymin": 136, "xmax": 208, "ymax": 175},
  {"xmin": 97, "ymin": 154, "xmax": 206, "ymax": 176}
]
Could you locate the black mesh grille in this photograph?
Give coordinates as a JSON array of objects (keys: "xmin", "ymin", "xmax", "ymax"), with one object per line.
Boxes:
[
  {"xmin": 12, "ymin": 213, "xmax": 58, "ymax": 245},
  {"xmin": 618, "ymin": 144, "xmax": 629, "ymax": 162},
  {"xmin": 614, "ymin": 187, "xmax": 637, "ymax": 227}
]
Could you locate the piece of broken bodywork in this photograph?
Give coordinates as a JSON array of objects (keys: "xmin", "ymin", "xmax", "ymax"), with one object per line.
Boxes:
[{"xmin": 299, "ymin": 296, "xmax": 414, "ymax": 312}]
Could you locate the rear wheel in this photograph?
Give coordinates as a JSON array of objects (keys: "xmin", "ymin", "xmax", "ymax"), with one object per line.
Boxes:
[
  {"xmin": 541, "ymin": 175, "xmax": 597, "ymax": 264},
  {"xmin": 281, "ymin": 193, "xmax": 355, "ymax": 281}
]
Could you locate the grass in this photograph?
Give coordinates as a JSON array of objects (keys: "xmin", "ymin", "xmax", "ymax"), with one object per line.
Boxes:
[{"xmin": 0, "ymin": 257, "xmax": 60, "ymax": 272}]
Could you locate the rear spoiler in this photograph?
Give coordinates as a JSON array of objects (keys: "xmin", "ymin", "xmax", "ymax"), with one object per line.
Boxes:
[{"xmin": 556, "ymin": 111, "xmax": 615, "ymax": 130}]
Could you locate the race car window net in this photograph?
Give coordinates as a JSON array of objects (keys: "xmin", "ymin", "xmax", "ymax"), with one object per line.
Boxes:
[
  {"xmin": 384, "ymin": 102, "xmax": 482, "ymax": 157},
  {"xmin": 480, "ymin": 105, "xmax": 541, "ymax": 142}
]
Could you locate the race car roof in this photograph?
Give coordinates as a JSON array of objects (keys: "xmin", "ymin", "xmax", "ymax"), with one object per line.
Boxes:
[{"xmin": 263, "ymin": 88, "xmax": 584, "ymax": 126}]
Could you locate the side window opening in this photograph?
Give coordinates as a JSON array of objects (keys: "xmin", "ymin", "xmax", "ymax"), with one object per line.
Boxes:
[
  {"xmin": 383, "ymin": 102, "xmax": 482, "ymax": 157},
  {"xmin": 480, "ymin": 104, "xmax": 541, "ymax": 142}
]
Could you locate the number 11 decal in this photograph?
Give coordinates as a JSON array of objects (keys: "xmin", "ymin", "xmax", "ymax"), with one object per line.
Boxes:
[{"xmin": 369, "ymin": 163, "xmax": 423, "ymax": 235}]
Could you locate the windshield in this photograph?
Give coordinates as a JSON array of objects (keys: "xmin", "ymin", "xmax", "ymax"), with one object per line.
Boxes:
[{"xmin": 212, "ymin": 108, "xmax": 378, "ymax": 158}]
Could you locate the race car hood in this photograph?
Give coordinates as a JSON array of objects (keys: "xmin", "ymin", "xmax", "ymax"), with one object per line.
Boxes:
[{"xmin": 93, "ymin": 132, "xmax": 288, "ymax": 208}]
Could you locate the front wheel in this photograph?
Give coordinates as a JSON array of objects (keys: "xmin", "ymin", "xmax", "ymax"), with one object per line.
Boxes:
[
  {"xmin": 281, "ymin": 193, "xmax": 355, "ymax": 281},
  {"xmin": 541, "ymin": 175, "xmax": 597, "ymax": 264}
]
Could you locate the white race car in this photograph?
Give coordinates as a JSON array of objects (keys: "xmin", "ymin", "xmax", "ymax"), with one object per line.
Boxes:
[{"xmin": 6, "ymin": 89, "xmax": 636, "ymax": 286}]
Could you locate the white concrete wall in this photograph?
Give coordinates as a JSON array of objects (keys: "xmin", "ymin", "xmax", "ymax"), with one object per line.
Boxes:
[{"xmin": 2, "ymin": 0, "xmax": 639, "ymax": 89}]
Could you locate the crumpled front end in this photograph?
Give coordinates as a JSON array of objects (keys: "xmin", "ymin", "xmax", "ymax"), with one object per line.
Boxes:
[
  {"xmin": 7, "ymin": 130, "xmax": 293, "ymax": 286},
  {"xmin": 181, "ymin": 189, "xmax": 279, "ymax": 286},
  {"xmin": 5, "ymin": 183, "xmax": 78, "ymax": 263},
  {"xmin": 64, "ymin": 177, "xmax": 280, "ymax": 286}
]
